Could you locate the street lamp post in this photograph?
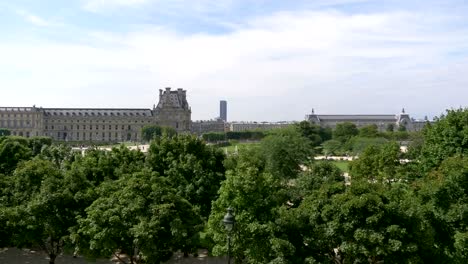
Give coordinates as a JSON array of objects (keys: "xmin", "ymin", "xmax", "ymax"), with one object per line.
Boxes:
[{"xmin": 223, "ymin": 207, "xmax": 235, "ymax": 264}]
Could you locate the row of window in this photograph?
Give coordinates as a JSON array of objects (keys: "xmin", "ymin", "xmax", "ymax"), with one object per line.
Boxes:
[
  {"xmin": 50, "ymin": 132, "xmax": 138, "ymax": 141},
  {"xmin": 47, "ymin": 112, "xmax": 149, "ymax": 117},
  {"xmin": 0, "ymin": 113, "xmax": 34, "ymax": 118},
  {"xmin": 8, "ymin": 131, "xmax": 38, "ymax": 137},
  {"xmin": 0, "ymin": 120, "xmax": 33, "ymax": 128},
  {"xmin": 45, "ymin": 124, "xmax": 137, "ymax": 131},
  {"xmin": 45, "ymin": 119, "xmax": 151, "ymax": 124}
]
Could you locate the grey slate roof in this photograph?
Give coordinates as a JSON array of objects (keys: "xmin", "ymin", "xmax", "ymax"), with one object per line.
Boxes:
[
  {"xmin": 43, "ymin": 108, "xmax": 153, "ymax": 117},
  {"xmin": 316, "ymin": 115, "xmax": 397, "ymax": 121}
]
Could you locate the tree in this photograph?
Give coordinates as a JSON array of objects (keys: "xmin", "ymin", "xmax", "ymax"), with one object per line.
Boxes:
[
  {"xmin": 39, "ymin": 144, "xmax": 76, "ymax": 169},
  {"xmin": 76, "ymin": 169, "xmax": 202, "ymax": 264},
  {"xmin": 294, "ymin": 161, "xmax": 344, "ymax": 198},
  {"xmin": 349, "ymin": 137, "xmax": 388, "ymax": 155},
  {"xmin": 0, "ymin": 128, "xmax": 11, "ymax": 136},
  {"xmin": 10, "ymin": 158, "xmax": 61, "ymax": 205},
  {"xmin": 327, "ymin": 181, "xmax": 435, "ymax": 263},
  {"xmin": 28, "ymin": 136, "xmax": 53, "ymax": 156},
  {"xmin": 6, "ymin": 158, "xmax": 82, "ymax": 264},
  {"xmin": 333, "ymin": 122, "xmax": 359, "ymax": 143},
  {"xmin": 146, "ymin": 135, "xmax": 225, "ymax": 218},
  {"xmin": 141, "ymin": 125, "xmax": 177, "ymax": 142},
  {"xmin": 70, "ymin": 145, "xmax": 146, "ymax": 185},
  {"xmin": 281, "ymin": 179, "xmax": 436, "ymax": 263},
  {"xmin": 0, "ymin": 136, "xmax": 32, "ymax": 175},
  {"xmin": 294, "ymin": 121, "xmax": 324, "ymax": 147},
  {"xmin": 322, "ymin": 139, "xmax": 343, "ymax": 156},
  {"xmin": 359, "ymin": 124, "xmax": 379, "ymax": 138},
  {"xmin": 207, "ymin": 153, "xmax": 287, "ymax": 263},
  {"xmin": 202, "ymin": 132, "xmax": 226, "ymax": 142},
  {"xmin": 349, "ymin": 145, "xmax": 381, "ymax": 181},
  {"xmin": 386, "ymin": 123, "xmax": 395, "ymax": 132},
  {"xmin": 417, "ymin": 156, "xmax": 468, "ymax": 262},
  {"xmin": 260, "ymin": 127, "xmax": 314, "ymax": 180},
  {"xmin": 420, "ymin": 108, "xmax": 468, "ymax": 171},
  {"xmin": 349, "ymin": 142, "xmax": 402, "ymax": 183}
]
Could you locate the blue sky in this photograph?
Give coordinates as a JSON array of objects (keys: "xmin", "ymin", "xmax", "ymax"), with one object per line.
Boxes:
[{"xmin": 1, "ymin": 0, "xmax": 467, "ymax": 121}]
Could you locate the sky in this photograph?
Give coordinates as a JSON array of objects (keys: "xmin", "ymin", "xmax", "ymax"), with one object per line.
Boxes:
[{"xmin": 0, "ymin": 0, "xmax": 467, "ymax": 121}]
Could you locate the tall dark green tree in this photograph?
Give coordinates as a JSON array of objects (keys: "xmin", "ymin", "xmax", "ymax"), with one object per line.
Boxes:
[
  {"xmin": 0, "ymin": 128, "xmax": 11, "ymax": 136},
  {"xmin": 417, "ymin": 156, "xmax": 468, "ymax": 263},
  {"xmin": 333, "ymin": 122, "xmax": 359, "ymax": 143},
  {"xmin": 294, "ymin": 121, "xmax": 327, "ymax": 147},
  {"xmin": 6, "ymin": 158, "xmax": 81, "ymax": 264},
  {"xmin": 359, "ymin": 124, "xmax": 379, "ymax": 138},
  {"xmin": 207, "ymin": 150, "xmax": 287, "ymax": 263},
  {"xmin": 146, "ymin": 135, "xmax": 225, "ymax": 218},
  {"xmin": 76, "ymin": 169, "xmax": 202, "ymax": 264},
  {"xmin": 260, "ymin": 127, "xmax": 314, "ymax": 180},
  {"xmin": 420, "ymin": 108, "xmax": 468, "ymax": 171},
  {"xmin": 0, "ymin": 136, "xmax": 32, "ymax": 175},
  {"xmin": 141, "ymin": 125, "xmax": 177, "ymax": 142}
]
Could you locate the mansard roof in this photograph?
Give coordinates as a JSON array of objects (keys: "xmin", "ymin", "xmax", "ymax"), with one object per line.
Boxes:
[
  {"xmin": 157, "ymin": 88, "xmax": 189, "ymax": 110},
  {"xmin": 0, "ymin": 107, "xmax": 38, "ymax": 112},
  {"xmin": 315, "ymin": 115, "xmax": 398, "ymax": 121},
  {"xmin": 43, "ymin": 108, "xmax": 153, "ymax": 117}
]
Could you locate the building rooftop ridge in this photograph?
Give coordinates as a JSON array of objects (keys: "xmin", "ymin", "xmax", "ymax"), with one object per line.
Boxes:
[{"xmin": 43, "ymin": 108, "xmax": 152, "ymax": 111}]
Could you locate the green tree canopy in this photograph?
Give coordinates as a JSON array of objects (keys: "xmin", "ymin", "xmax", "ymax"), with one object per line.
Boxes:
[
  {"xmin": 359, "ymin": 124, "xmax": 379, "ymax": 138},
  {"xmin": 349, "ymin": 142, "xmax": 402, "ymax": 183},
  {"xmin": 260, "ymin": 127, "xmax": 314, "ymax": 180},
  {"xmin": 294, "ymin": 121, "xmax": 330, "ymax": 147},
  {"xmin": 417, "ymin": 156, "xmax": 468, "ymax": 262},
  {"xmin": 0, "ymin": 128, "xmax": 11, "ymax": 136},
  {"xmin": 207, "ymin": 153, "xmax": 286, "ymax": 263},
  {"xmin": 146, "ymin": 135, "xmax": 225, "ymax": 218},
  {"xmin": 76, "ymin": 169, "xmax": 202, "ymax": 264},
  {"xmin": 141, "ymin": 125, "xmax": 177, "ymax": 142},
  {"xmin": 333, "ymin": 122, "xmax": 359, "ymax": 143},
  {"xmin": 420, "ymin": 108, "xmax": 468, "ymax": 171},
  {"xmin": 0, "ymin": 136, "xmax": 32, "ymax": 175}
]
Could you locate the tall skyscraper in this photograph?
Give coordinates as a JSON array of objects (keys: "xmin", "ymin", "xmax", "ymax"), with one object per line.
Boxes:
[{"xmin": 220, "ymin": 100, "xmax": 227, "ymax": 121}]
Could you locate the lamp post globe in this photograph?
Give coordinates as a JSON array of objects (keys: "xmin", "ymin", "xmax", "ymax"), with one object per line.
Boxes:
[
  {"xmin": 223, "ymin": 207, "xmax": 235, "ymax": 231},
  {"xmin": 222, "ymin": 207, "xmax": 235, "ymax": 264}
]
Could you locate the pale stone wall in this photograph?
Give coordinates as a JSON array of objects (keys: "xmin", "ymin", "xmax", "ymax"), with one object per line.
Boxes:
[
  {"xmin": 0, "ymin": 107, "xmax": 43, "ymax": 137},
  {"xmin": 153, "ymin": 87, "xmax": 191, "ymax": 132},
  {"xmin": 191, "ymin": 119, "xmax": 226, "ymax": 135},
  {"xmin": 306, "ymin": 110, "xmax": 430, "ymax": 132},
  {"xmin": 0, "ymin": 88, "xmax": 192, "ymax": 142},
  {"xmin": 229, "ymin": 121, "xmax": 296, "ymax": 132}
]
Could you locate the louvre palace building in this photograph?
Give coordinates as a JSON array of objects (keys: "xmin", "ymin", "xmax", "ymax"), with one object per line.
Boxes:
[
  {"xmin": 0, "ymin": 88, "xmax": 191, "ymax": 142},
  {"xmin": 306, "ymin": 108, "xmax": 429, "ymax": 131}
]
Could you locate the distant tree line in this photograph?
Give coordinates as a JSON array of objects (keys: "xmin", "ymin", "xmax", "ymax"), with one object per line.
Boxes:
[
  {"xmin": 202, "ymin": 131, "xmax": 266, "ymax": 142},
  {"xmin": 320, "ymin": 122, "xmax": 422, "ymax": 156}
]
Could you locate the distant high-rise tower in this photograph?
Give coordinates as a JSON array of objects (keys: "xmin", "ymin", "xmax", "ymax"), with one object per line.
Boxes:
[{"xmin": 220, "ymin": 100, "xmax": 227, "ymax": 121}]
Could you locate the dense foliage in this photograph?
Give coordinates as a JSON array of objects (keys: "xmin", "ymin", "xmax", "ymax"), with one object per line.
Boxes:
[
  {"xmin": 141, "ymin": 125, "xmax": 177, "ymax": 142},
  {"xmin": 202, "ymin": 131, "xmax": 266, "ymax": 142},
  {"xmin": 1, "ymin": 108, "xmax": 468, "ymax": 263}
]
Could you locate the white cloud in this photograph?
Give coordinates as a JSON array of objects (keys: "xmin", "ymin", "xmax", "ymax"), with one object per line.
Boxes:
[
  {"xmin": 16, "ymin": 10, "xmax": 50, "ymax": 27},
  {"xmin": 1, "ymin": 10, "xmax": 468, "ymax": 120},
  {"xmin": 82, "ymin": 0, "xmax": 149, "ymax": 11}
]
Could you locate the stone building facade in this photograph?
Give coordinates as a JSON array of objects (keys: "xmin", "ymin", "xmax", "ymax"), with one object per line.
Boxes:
[
  {"xmin": 0, "ymin": 88, "xmax": 191, "ymax": 142},
  {"xmin": 306, "ymin": 109, "xmax": 429, "ymax": 131},
  {"xmin": 191, "ymin": 118, "xmax": 227, "ymax": 135},
  {"xmin": 229, "ymin": 121, "xmax": 297, "ymax": 132}
]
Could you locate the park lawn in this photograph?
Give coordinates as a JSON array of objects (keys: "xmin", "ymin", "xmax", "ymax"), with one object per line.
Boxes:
[
  {"xmin": 332, "ymin": 160, "xmax": 350, "ymax": 173},
  {"xmin": 224, "ymin": 141, "xmax": 260, "ymax": 154}
]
